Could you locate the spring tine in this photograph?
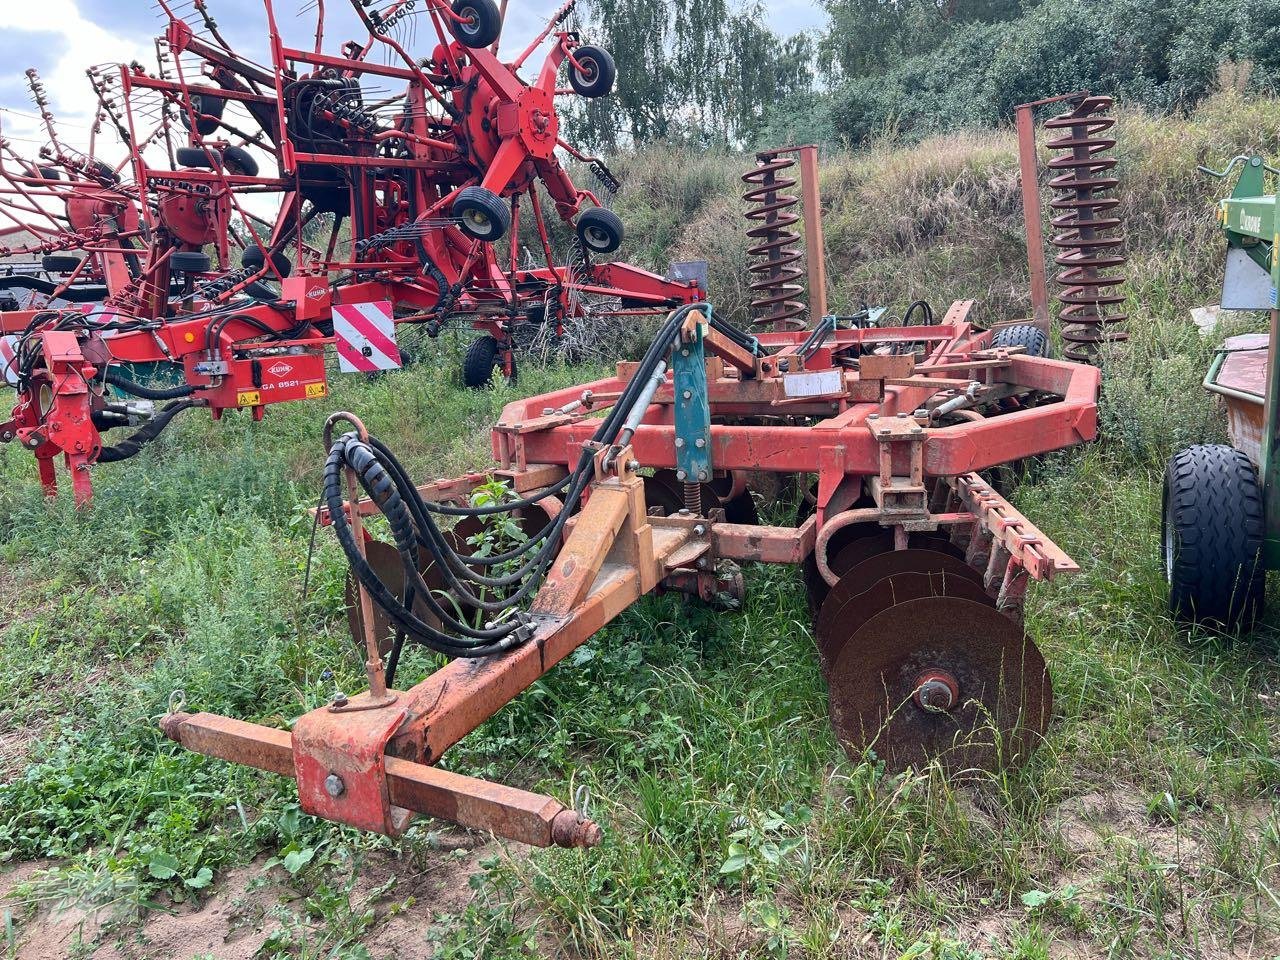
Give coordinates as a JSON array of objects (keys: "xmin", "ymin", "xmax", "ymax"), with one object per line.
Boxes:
[
  {"xmin": 1045, "ymin": 95, "xmax": 1128, "ymax": 364},
  {"xmin": 741, "ymin": 151, "xmax": 805, "ymax": 332}
]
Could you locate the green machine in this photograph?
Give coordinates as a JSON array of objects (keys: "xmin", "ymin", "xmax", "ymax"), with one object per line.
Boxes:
[{"xmin": 1162, "ymin": 156, "xmax": 1279, "ymax": 630}]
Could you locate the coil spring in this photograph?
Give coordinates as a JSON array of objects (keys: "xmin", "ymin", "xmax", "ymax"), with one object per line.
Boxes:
[
  {"xmin": 742, "ymin": 151, "xmax": 805, "ymax": 331},
  {"xmin": 1045, "ymin": 95, "xmax": 1127, "ymax": 363},
  {"xmin": 683, "ymin": 482, "xmax": 701, "ymax": 516}
]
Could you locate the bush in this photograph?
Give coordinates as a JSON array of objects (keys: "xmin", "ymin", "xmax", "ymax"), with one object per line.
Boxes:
[{"xmin": 828, "ymin": 0, "xmax": 1280, "ymax": 147}]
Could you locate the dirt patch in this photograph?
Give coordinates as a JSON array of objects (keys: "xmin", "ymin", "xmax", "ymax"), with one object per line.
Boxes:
[
  {"xmin": 0, "ymin": 833, "xmax": 498, "ymax": 960},
  {"xmin": 362, "ymin": 833, "xmax": 498, "ymax": 959}
]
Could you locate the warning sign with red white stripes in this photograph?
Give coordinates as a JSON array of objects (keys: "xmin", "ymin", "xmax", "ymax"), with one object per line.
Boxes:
[
  {"xmin": 333, "ymin": 301, "xmax": 402, "ymax": 373},
  {"xmin": 0, "ymin": 335, "xmax": 18, "ymax": 387}
]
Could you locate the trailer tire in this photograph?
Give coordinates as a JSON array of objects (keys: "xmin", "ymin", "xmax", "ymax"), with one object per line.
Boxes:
[
  {"xmin": 992, "ymin": 323, "xmax": 1049, "ymax": 358},
  {"xmin": 576, "ymin": 207, "xmax": 624, "ymax": 254},
  {"xmin": 568, "ymin": 46, "xmax": 616, "ymax": 98},
  {"xmin": 41, "ymin": 254, "xmax": 82, "ymax": 274},
  {"xmin": 179, "ymin": 93, "xmax": 226, "ymax": 135},
  {"xmin": 175, "ymin": 146, "xmax": 222, "ymax": 169},
  {"xmin": 462, "ymin": 335, "xmax": 516, "ymax": 388},
  {"xmin": 449, "ymin": 0, "xmax": 502, "ymax": 48},
  {"xmin": 1163, "ymin": 443, "xmax": 1266, "ymax": 630}
]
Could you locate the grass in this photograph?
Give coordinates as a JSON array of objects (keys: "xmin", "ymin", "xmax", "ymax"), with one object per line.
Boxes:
[{"xmin": 3, "ymin": 91, "xmax": 1280, "ymax": 958}]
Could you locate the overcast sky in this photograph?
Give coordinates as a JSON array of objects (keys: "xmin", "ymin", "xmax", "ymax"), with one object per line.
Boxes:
[{"xmin": 0, "ymin": 0, "xmax": 826, "ymax": 154}]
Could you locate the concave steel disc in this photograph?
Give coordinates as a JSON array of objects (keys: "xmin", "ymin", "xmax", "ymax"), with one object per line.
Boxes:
[
  {"xmin": 802, "ymin": 521, "xmax": 881, "ymax": 614},
  {"xmin": 644, "ymin": 469, "xmax": 743, "ymax": 519},
  {"xmin": 815, "ymin": 565, "xmax": 993, "ymax": 672},
  {"xmin": 826, "ymin": 596, "xmax": 1052, "ymax": 775}
]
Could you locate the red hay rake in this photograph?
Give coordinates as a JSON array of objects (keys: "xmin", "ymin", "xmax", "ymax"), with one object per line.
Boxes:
[{"xmin": 0, "ymin": 0, "xmax": 698, "ymax": 503}]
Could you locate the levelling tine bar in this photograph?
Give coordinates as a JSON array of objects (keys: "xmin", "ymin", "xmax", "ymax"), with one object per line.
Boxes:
[{"xmin": 161, "ymin": 711, "xmax": 602, "ymax": 848}]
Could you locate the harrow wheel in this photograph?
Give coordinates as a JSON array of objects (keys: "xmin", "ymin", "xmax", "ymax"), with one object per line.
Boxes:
[{"xmin": 821, "ymin": 573, "xmax": 1051, "ymax": 775}]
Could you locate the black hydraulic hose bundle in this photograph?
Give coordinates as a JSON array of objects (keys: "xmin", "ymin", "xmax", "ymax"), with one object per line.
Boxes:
[
  {"xmin": 327, "ymin": 303, "xmax": 717, "ymax": 662},
  {"xmin": 98, "ymin": 399, "xmax": 198, "ymax": 462},
  {"xmin": 104, "ymin": 370, "xmax": 195, "ymax": 401}
]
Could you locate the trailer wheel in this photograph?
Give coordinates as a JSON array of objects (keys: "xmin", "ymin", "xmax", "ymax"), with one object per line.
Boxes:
[
  {"xmin": 568, "ymin": 46, "xmax": 616, "ymax": 98},
  {"xmin": 175, "ymin": 146, "xmax": 221, "ymax": 169},
  {"xmin": 449, "ymin": 0, "xmax": 502, "ymax": 48},
  {"xmin": 462, "ymin": 335, "xmax": 517, "ymax": 388},
  {"xmin": 992, "ymin": 323, "xmax": 1049, "ymax": 358},
  {"xmin": 576, "ymin": 207, "xmax": 624, "ymax": 254},
  {"xmin": 452, "ymin": 186, "xmax": 510, "ymax": 242},
  {"xmin": 1163, "ymin": 444, "xmax": 1266, "ymax": 630}
]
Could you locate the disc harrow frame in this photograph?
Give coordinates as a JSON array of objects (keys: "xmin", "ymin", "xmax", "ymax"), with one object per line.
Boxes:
[{"xmin": 163, "ymin": 301, "xmax": 1099, "ymax": 847}]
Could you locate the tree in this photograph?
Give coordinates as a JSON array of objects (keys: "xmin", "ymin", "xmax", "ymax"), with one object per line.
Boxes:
[{"xmin": 571, "ymin": 0, "xmax": 816, "ymax": 148}]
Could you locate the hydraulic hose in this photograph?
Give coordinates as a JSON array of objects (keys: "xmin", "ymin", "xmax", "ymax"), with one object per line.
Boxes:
[{"xmin": 327, "ymin": 303, "xmax": 713, "ymax": 660}]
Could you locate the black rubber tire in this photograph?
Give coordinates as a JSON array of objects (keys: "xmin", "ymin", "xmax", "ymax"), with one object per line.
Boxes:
[
  {"xmin": 992, "ymin": 323, "xmax": 1049, "ymax": 358},
  {"xmin": 462, "ymin": 335, "xmax": 500, "ymax": 388},
  {"xmin": 241, "ymin": 244, "xmax": 292, "ymax": 277},
  {"xmin": 449, "ymin": 0, "xmax": 502, "ymax": 48},
  {"xmin": 170, "ymin": 250, "xmax": 212, "ymax": 273},
  {"xmin": 220, "ymin": 145, "xmax": 258, "ymax": 177},
  {"xmin": 181, "ymin": 93, "xmax": 226, "ymax": 135},
  {"xmin": 453, "ymin": 186, "xmax": 510, "ymax": 242},
  {"xmin": 461, "ymin": 336, "xmax": 517, "ymax": 388},
  {"xmin": 36, "ymin": 166, "xmax": 61, "ymax": 181},
  {"xmin": 41, "ymin": 254, "xmax": 82, "ymax": 273},
  {"xmin": 568, "ymin": 46, "xmax": 616, "ymax": 98},
  {"xmin": 175, "ymin": 146, "xmax": 221, "ymax": 169},
  {"xmin": 576, "ymin": 207, "xmax": 624, "ymax": 254},
  {"xmin": 1163, "ymin": 444, "xmax": 1266, "ymax": 630}
]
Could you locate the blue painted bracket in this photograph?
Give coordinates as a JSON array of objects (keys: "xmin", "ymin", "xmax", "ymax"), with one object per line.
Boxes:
[{"xmin": 673, "ymin": 314, "xmax": 712, "ymax": 484}]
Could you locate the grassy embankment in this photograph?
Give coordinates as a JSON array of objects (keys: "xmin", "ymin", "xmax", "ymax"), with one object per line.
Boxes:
[{"xmin": 2, "ymin": 90, "xmax": 1280, "ymax": 959}]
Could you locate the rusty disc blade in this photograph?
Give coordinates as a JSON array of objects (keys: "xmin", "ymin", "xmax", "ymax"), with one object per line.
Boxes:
[
  {"xmin": 826, "ymin": 596, "xmax": 1052, "ymax": 775},
  {"xmin": 802, "ymin": 521, "xmax": 881, "ymax": 614},
  {"xmin": 815, "ymin": 566, "xmax": 993, "ymax": 672},
  {"xmin": 645, "ymin": 469, "xmax": 728, "ymax": 518}
]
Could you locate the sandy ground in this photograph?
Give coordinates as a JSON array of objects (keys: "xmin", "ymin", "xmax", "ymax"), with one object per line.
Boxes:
[{"xmin": 0, "ymin": 831, "xmax": 496, "ymax": 960}]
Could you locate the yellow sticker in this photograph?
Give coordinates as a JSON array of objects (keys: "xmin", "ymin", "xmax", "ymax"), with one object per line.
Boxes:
[
  {"xmin": 237, "ymin": 390, "xmax": 261, "ymax": 406},
  {"xmin": 305, "ymin": 382, "xmax": 327, "ymax": 398}
]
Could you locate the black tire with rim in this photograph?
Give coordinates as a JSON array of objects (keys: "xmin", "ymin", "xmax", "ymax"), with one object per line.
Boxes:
[
  {"xmin": 181, "ymin": 93, "xmax": 226, "ymax": 135},
  {"xmin": 41, "ymin": 254, "xmax": 82, "ymax": 273},
  {"xmin": 170, "ymin": 250, "xmax": 212, "ymax": 273},
  {"xmin": 568, "ymin": 46, "xmax": 616, "ymax": 98},
  {"xmin": 452, "ymin": 186, "xmax": 510, "ymax": 242},
  {"xmin": 1163, "ymin": 443, "xmax": 1266, "ymax": 630},
  {"xmin": 462, "ymin": 335, "xmax": 517, "ymax": 388},
  {"xmin": 992, "ymin": 323, "xmax": 1049, "ymax": 358},
  {"xmin": 449, "ymin": 0, "xmax": 502, "ymax": 48},
  {"xmin": 576, "ymin": 207, "xmax": 624, "ymax": 254}
]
